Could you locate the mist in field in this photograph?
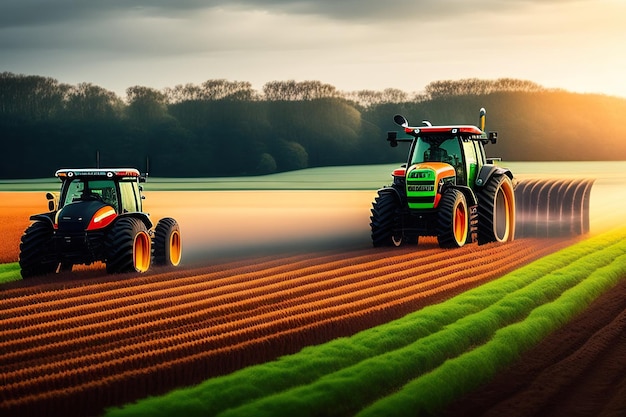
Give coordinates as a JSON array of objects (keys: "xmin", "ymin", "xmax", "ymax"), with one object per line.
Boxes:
[
  {"xmin": 145, "ymin": 190, "xmax": 375, "ymax": 263},
  {"xmin": 143, "ymin": 161, "xmax": 626, "ymax": 265},
  {"xmin": 3, "ymin": 161, "xmax": 624, "ymax": 266}
]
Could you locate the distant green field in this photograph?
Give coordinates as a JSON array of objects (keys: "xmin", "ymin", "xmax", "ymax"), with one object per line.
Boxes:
[
  {"xmin": 2, "ymin": 161, "xmax": 625, "ymax": 192},
  {"xmin": 0, "ymin": 164, "xmax": 399, "ymax": 192}
]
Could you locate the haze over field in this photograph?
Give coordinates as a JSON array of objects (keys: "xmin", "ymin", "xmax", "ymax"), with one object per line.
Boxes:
[
  {"xmin": 139, "ymin": 162, "xmax": 626, "ymax": 262},
  {"xmin": 2, "ymin": 0, "xmax": 626, "ymax": 98}
]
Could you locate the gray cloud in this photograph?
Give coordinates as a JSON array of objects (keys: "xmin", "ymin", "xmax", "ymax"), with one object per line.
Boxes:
[
  {"xmin": 0, "ymin": 0, "xmax": 583, "ymax": 28},
  {"xmin": 2, "ymin": 0, "xmax": 620, "ymax": 99}
]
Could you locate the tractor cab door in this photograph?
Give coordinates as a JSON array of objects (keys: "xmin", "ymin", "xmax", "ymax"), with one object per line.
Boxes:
[
  {"xmin": 118, "ymin": 180, "xmax": 143, "ymax": 213},
  {"xmin": 462, "ymin": 139, "xmax": 482, "ymax": 187}
]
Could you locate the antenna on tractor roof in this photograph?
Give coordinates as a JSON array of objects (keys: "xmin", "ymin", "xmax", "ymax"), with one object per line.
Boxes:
[
  {"xmin": 96, "ymin": 150, "xmax": 100, "ymax": 168},
  {"xmin": 143, "ymin": 156, "xmax": 149, "ymax": 183}
]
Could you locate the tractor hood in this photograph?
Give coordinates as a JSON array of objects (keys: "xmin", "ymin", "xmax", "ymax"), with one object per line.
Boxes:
[
  {"xmin": 56, "ymin": 200, "xmax": 117, "ymax": 232},
  {"xmin": 405, "ymin": 162, "xmax": 456, "ymax": 209}
]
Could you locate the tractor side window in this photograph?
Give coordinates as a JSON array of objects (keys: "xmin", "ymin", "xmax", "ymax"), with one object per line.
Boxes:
[
  {"xmin": 474, "ymin": 140, "xmax": 486, "ymax": 164},
  {"xmin": 119, "ymin": 181, "xmax": 139, "ymax": 213},
  {"xmin": 463, "ymin": 140, "xmax": 478, "ymax": 187}
]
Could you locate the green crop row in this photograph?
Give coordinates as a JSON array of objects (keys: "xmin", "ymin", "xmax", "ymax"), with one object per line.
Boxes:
[
  {"xmin": 105, "ymin": 227, "xmax": 626, "ymax": 417},
  {"xmin": 0, "ymin": 263, "xmax": 20, "ymax": 283}
]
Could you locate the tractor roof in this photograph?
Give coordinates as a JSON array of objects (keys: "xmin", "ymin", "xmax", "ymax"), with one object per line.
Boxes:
[
  {"xmin": 55, "ymin": 168, "xmax": 141, "ymax": 179},
  {"xmin": 403, "ymin": 125, "xmax": 484, "ymax": 138}
]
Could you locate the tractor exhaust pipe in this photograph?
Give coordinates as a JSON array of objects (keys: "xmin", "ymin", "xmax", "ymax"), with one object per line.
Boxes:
[{"xmin": 479, "ymin": 108, "xmax": 486, "ymax": 132}]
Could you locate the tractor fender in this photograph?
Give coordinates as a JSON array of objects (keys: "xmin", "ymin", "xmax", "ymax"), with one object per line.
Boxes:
[
  {"xmin": 475, "ymin": 165, "xmax": 513, "ymax": 188},
  {"xmin": 29, "ymin": 212, "xmax": 56, "ymax": 225},
  {"xmin": 376, "ymin": 185, "xmax": 404, "ymax": 204},
  {"xmin": 447, "ymin": 185, "xmax": 478, "ymax": 207},
  {"xmin": 115, "ymin": 213, "xmax": 153, "ymax": 231}
]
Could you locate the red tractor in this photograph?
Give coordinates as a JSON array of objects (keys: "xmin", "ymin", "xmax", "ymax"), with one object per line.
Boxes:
[
  {"xmin": 370, "ymin": 108, "xmax": 516, "ymax": 248},
  {"xmin": 19, "ymin": 168, "xmax": 182, "ymax": 277}
]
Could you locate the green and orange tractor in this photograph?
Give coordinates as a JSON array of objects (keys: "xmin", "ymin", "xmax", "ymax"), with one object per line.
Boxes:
[
  {"xmin": 370, "ymin": 108, "xmax": 516, "ymax": 248},
  {"xmin": 19, "ymin": 168, "xmax": 182, "ymax": 277}
]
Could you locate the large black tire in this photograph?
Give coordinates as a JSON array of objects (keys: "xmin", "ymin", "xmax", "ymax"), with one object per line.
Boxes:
[
  {"xmin": 437, "ymin": 189, "xmax": 469, "ymax": 248},
  {"xmin": 105, "ymin": 217, "xmax": 151, "ymax": 274},
  {"xmin": 153, "ymin": 217, "xmax": 182, "ymax": 267},
  {"xmin": 19, "ymin": 221, "xmax": 57, "ymax": 278},
  {"xmin": 477, "ymin": 175, "xmax": 516, "ymax": 245},
  {"xmin": 370, "ymin": 190, "xmax": 405, "ymax": 247}
]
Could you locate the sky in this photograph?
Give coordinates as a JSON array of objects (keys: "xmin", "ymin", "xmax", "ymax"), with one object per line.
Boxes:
[{"xmin": 2, "ymin": 0, "xmax": 626, "ymax": 99}]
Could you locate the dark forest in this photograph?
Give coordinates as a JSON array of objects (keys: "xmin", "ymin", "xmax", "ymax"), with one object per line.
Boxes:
[{"xmin": 2, "ymin": 73, "xmax": 625, "ymax": 178}]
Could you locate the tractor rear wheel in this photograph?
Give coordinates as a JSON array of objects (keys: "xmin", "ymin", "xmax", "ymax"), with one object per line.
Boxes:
[
  {"xmin": 437, "ymin": 189, "xmax": 469, "ymax": 248},
  {"xmin": 153, "ymin": 217, "xmax": 182, "ymax": 267},
  {"xmin": 19, "ymin": 221, "xmax": 57, "ymax": 278},
  {"xmin": 370, "ymin": 189, "xmax": 405, "ymax": 247},
  {"xmin": 105, "ymin": 217, "xmax": 151, "ymax": 273},
  {"xmin": 477, "ymin": 175, "xmax": 516, "ymax": 244}
]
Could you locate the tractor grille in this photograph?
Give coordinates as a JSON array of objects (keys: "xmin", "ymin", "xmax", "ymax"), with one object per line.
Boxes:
[
  {"xmin": 53, "ymin": 230, "xmax": 106, "ymax": 263},
  {"xmin": 407, "ymin": 181, "xmax": 435, "ymax": 192},
  {"xmin": 406, "ymin": 177, "xmax": 436, "ymax": 209}
]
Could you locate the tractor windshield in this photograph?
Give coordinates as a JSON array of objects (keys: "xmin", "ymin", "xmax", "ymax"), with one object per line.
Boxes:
[
  {"xmin": 411, "ymin": 137, "xmax": 462, "ymax": 166},
  {"xmin": 61, "ymin": 179, "xmax": 119, "ymax": 210},
  {"xmin": 411, "ymin": 136, "xmax": 467, "ymax": 185}
]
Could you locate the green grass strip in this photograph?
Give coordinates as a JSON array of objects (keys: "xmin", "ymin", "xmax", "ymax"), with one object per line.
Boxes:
[
  {"xmin": 358, "ymin": 250, "xmax": 626, "ymax": 417},
  {"xmin": 0, "ymin": 263, "xmax": 21, "ymax": 283},
  {"xmin": 105, "ymin": 228, "xmax": 626, "ymax": 417},
  {"xmin": 213, "ymin": 232, "xmax": 626, "ymax": 417}
]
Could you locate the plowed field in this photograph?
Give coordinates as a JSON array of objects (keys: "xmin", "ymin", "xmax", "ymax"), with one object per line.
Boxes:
[
  {"xmin": 2, "ymin": 190, "xmax": 626, "ymax": 417},
  {"xmin": 1, "ymin": 238, "xmax": 571, "ymax": 417},
  {"xmin": 444, "ymin": 269, "xmax": 626, "ymax": 417}
]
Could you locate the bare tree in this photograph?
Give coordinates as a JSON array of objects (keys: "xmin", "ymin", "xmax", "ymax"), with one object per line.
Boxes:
[
  {"xmin": 64, "ymin": 83, "xmax": 124, "ymax": 120},
  {"xmin": 263, "ymin": 80, "xmax": 340, "ymax": 101}
]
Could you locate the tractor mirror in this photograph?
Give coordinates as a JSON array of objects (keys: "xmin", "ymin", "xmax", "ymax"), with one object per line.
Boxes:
[
  {"xmin": 489, "ymin": 131, "xmax": 498, "ymax": 144},
  {"xmin": 393, "ymin": 114, "xmax": 409, "ymax": 128},
  {"xmin": 46, "ymin": 192, "xmax": 57, "ymax": 211},
  {"xmin": 387, "ymin": 131, "xmax": 398, "ymax": 147}
]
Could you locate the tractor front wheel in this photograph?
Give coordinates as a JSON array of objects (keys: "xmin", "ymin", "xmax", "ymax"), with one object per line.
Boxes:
[
  {"xmin": 370, "ymin": 190, "xmax": 404, "ymax": 247},
  {"xmin": 19, "ymin": 221, "xmax": 57, "ymax": 278},
  {"xmin": 153, "ymin": 217, "xmax": 182, "ymax": 267},
  {"xmin": 105, "ymin": 217, "xmax": 152, "ymax": 273},
  {"xmin": 477, "ymin": 175, "xmax": 516, "ymax": 244},
  {"xmin": 437, "ymin": 189, "xmax": 469, "ymax": 248}
]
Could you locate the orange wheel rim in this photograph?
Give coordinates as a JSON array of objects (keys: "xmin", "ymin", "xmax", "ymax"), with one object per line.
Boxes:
[
  {"xmin": 133, "ymin": 231, "xmax": 151, "ymax": 272},
  {"xmin": 454, "ymin": 202, "xmax": 468, "ymax": 244},
  {"xmin": 169, "ymin": 230, "xmax": 182, "ymax": 266}
]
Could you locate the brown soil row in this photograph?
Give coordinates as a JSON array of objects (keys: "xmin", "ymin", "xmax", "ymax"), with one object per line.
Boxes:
[
  {"xmin": 0, "ymin": 238, "xmax": 570, "ymax": 417},
  {"xmin": 444, "ymin": 265, "xmax": 626, "ymax": 417}
]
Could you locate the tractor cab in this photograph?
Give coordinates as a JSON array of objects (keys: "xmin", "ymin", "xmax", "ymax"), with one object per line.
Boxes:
[
  {"xmin": 388, "ymin": 112, "xmax": 497, "ymax": 210},
  {"xmin": 408, "ymin": 128, "xmax": 495, "ymax": 185},
  {"xmin": 55, "ymin": 169, "xmax": 144, "ymax": 214}
]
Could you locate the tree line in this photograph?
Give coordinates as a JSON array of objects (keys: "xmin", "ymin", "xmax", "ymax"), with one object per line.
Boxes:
[{"xmin": 1, "ymin": 72, "xmax": 625, "ymax": 179}]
